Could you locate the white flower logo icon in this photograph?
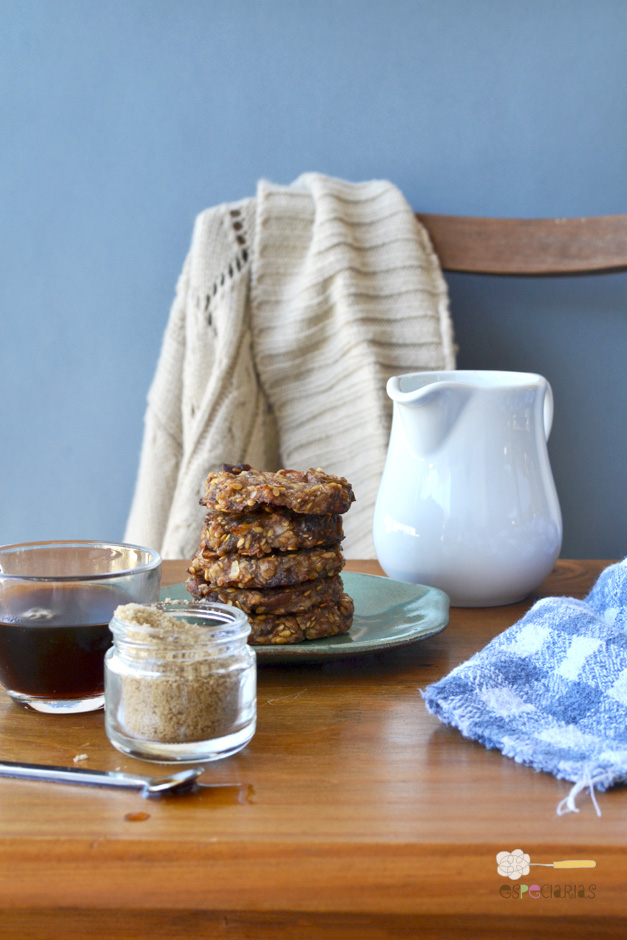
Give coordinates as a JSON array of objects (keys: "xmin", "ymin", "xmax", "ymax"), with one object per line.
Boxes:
[{"xmin": 496, "ymin": 849, "xmax": 531, "ymax": 879}]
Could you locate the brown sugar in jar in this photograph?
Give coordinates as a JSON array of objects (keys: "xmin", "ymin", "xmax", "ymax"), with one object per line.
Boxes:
[{"xmin": 104, "ymin": 601, "xmax": 256, "ymax": 762}]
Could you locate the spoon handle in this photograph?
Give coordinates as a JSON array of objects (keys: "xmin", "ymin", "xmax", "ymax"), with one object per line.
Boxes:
[{"xmin": 0, "ymin": 759, "xmax": 150, "ymax": 790}]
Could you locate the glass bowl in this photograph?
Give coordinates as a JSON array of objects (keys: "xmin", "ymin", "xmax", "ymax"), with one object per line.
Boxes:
[{"xmin": 0, "ymin": 540, "xmax": 161, "ymax": 714}]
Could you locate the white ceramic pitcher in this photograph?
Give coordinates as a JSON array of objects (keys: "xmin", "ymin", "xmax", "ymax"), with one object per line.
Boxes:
[{"xmin": 372, "ymin": 371, "xmax": 562, "ymax": 606}]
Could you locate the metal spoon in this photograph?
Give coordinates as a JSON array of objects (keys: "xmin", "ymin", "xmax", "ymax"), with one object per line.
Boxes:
[{"xmin": 0, "ymin": 759, "xmax": 209, "ymax": 798}]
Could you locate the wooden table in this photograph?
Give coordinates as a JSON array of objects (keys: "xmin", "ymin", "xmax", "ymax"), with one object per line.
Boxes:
[{"xmin": 0, "ymin": 559, "xmax": 624, "ymax": 938}]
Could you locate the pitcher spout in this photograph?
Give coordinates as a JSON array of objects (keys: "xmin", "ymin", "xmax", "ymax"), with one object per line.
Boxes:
[{"xmin": 386, "ymin": 374, "xmax": 471, "ymax": 456}]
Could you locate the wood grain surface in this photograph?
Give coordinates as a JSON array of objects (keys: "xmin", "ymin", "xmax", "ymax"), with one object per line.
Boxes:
[{"xmin": 0, "ymin": 559, "xmax": 623, "ymax": 939}]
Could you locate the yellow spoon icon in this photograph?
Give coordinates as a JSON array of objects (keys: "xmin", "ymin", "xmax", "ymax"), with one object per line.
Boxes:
[{"xmin": 531, "ymin": 859, "xmax": 596, "ymax": 869}]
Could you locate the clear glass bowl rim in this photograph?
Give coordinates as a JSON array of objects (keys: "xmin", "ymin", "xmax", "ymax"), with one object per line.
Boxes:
[{"xmin": 0, "ymin": 539, "xmax": 162, "ymax": 582}]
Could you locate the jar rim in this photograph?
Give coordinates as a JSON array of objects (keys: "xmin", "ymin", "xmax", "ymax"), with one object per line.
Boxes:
[{"xmin": 110, "ymin": 600, "xmax": 251, "ymax": 647}]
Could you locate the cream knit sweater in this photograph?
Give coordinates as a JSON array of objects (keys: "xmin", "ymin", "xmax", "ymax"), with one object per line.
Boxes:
[{"xmin": 124, "ymin": 174, "xmax": 455, "ymax": 559}]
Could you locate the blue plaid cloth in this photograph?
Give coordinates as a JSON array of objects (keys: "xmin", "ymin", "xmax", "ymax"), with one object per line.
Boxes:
[{"xmin": 422, "ymin": 558, "xmax": 627, "ymax": 814}]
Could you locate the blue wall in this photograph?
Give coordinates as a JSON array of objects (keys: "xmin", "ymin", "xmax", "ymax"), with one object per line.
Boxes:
[{"xmin": 1, "ymin": 0, "xmax": 625, "ymax": 558}]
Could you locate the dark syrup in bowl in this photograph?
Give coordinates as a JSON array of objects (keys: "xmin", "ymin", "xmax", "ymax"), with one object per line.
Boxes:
[{"xmin": 0, "ymin": 584, "xmax": 119, "ymax": 698}]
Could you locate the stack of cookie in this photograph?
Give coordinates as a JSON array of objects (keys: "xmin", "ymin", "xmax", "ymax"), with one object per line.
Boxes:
[{"xmin": 186, "ymin": 464, "xmax": 355, "ymax": 645}]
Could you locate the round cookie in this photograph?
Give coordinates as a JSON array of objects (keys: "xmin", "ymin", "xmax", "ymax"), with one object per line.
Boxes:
[
  {"xmin": 248, "ymin": 593, "xmax": 354, "ymax": 645},
  {"xmin": 200, "ymin": 506, "xmax": 343, "ymax": 557},
  {"xmin": 185, "ymin": 573, "xmax": 344, "ymax": 615},
  {"xmin": 188, "ymin": 544, "xmax": 345, "ymax": 590},
  {"xmin": 202, "ymin": 464, "xmax": 355, "ymax": 515}
]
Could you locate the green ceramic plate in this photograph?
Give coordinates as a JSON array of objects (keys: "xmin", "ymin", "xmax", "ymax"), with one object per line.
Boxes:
[{"xmin": 160, "ymin": 572, "xmax": 449, "ymax": 663}]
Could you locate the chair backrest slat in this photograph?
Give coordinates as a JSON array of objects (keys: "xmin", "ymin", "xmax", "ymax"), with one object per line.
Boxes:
[{"xmin": 415, "ymin": 213, "xmax": 627, "ymax": 275}]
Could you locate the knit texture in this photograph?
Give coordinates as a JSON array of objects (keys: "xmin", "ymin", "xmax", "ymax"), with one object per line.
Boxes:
[
  {"xmin": 423, "ymin": 558, "xmax": 627, "ymax": 814},
  {"xmin": 125, "ymin": 174, "xmax": 455, "ymax": 559}
]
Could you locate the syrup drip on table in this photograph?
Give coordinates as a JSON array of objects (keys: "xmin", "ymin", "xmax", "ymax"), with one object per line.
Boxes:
[
  {"xmin": 122, "ymin": 784, "xmax": 254, "ymax": 817},
  {"xmin": 193, "ymin": 783, "xmax": 255, "ymax": 806}
]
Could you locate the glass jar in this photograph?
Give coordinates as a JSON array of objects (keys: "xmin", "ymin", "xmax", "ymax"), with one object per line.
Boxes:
[{"xmin": 104, "ymin": 601, "xmax": 256, "ymax": 762}]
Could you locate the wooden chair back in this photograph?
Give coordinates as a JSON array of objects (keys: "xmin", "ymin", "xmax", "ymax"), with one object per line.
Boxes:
[{"xmin": 415, "ymin": 213, "xmax": 627, "ymax": 275}]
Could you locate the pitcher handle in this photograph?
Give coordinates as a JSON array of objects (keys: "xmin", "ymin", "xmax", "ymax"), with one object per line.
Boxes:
[{"xmin": 544, "ymin": 381, "xmax": 554, "ymax": 440}]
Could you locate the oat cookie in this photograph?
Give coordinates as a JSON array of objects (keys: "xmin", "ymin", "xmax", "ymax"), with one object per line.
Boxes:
[
  {"xmin": 248, "ymin": 593, "xmax": 354, "ymax": 645},
  {"xmin": 200, "ymin": 506, "xmax": 344, "ymax": 556},
  {"xmin": 202, "ymin": 464, "xmax": 355, "ymax": 515},
  {"xmin": 188, "ymin": 544, "xmax": 345, "ymax": 589},
  {"xmin": 186, "ymin": 573, "xmax": 344, "ymax": 615}
]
